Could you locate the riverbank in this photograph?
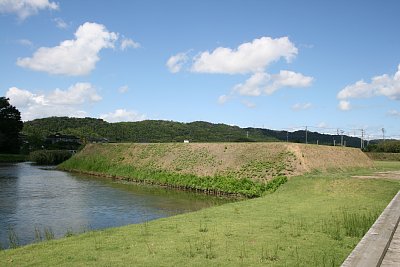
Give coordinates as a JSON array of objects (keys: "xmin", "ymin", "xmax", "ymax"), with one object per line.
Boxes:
[
  {"xmin": 0, "ymin": 154, "xmax": 27, "ymax": 163},
  {"xmin": 1, "ymin": 161, "xmax": 399, "ymax": 266},
  {"xmin": 59, "ymin": 142, "xmax": 372, "ymax": 197}
]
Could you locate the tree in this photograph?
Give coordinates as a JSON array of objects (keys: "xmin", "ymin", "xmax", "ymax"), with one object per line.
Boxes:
[{"xmin": 0, "ymin": 97, "xmax": 23, "ymax": 153}]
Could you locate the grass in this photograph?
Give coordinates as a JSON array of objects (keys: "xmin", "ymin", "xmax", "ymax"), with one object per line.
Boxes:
[
  {"xmin": 59, "ymin": 152, "xmax": 288, "ymax": 198},
  {"xmin": 1, "ymin": 162, "xmax": 400, "ymax": 266},
  {"xmin": 365, "ymin": 152, "xmax": 400, "ymax": 161},
  {"xmin": 58, "ymin": 143, "xmax": 373, "ymax": 198},
  {"xmin": 0, "ymin": 154, "xmax": 27, "ymax": 163},
  {"xmin": 30, "ymin": 150, "xmax": 72, "ymax": 165}
]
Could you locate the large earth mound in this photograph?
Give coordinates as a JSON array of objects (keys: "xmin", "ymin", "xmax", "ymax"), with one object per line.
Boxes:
[{"xmin": 68, "ymin": 142, "xmax": 372, "ymax": 182}]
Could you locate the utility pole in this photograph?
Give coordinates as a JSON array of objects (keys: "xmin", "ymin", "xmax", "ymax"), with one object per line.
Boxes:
[
  {"xmin": 361, "ymin": 129, "xmax": 364, "ymax": 149},
  {"xmin": 340, "ymin": 130, "xmax": 344, "ymax": 146},
  {"xmin": 286, "ymin": 130, "xmax": 289, "ymax": 143},
  {"xmin": 305, "ymin": 126, "xmax": 308, "ymax": 144},
  {"xmin": 382, "ymin": 128, "xmax": 385, "ymax": 142}
]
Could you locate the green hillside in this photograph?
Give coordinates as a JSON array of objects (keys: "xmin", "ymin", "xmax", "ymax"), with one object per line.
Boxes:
[{"xmin": 22, "ymin": 117, "xmax": 364, "ymax": 149}]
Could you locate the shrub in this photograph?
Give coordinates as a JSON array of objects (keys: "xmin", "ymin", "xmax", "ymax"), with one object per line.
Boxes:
[{"xmin": 30, "ymin": 150, "xmax": 73, "ymax": 165}]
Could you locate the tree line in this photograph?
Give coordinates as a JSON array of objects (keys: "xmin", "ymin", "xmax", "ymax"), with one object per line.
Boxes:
[
  {"xmin": 22, "ymin": 116, "xmax": 365, "ymax": 150},
  {"xmin": 1, "ymin": 96, "xmax": 389, "ymax": 154}
]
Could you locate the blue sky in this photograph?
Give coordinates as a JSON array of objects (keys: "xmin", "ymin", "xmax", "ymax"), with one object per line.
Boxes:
[{"xmin": 1, "ymin": 0, "xmax": 400, "ymax": 140}]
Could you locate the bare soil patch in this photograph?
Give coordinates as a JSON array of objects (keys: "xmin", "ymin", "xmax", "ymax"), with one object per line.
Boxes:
[{"xmin": 353, "ymin": 171, "xmax": 400, "ymax": 180}]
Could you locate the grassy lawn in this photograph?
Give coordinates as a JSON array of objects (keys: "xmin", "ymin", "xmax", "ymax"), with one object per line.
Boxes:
[{"xmin": 1, "ymin": 162, "xmax": 400, "ymax": 266}]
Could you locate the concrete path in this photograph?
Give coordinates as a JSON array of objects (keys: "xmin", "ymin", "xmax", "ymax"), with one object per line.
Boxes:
[{"xmin": 381, "ymin": 219, "xmax": 400, "ymax": 266}]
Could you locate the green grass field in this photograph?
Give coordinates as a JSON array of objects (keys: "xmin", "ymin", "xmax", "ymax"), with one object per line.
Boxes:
[{"xmin": 1, "ymin": 161, "xmax": 399, "ymax": 266}]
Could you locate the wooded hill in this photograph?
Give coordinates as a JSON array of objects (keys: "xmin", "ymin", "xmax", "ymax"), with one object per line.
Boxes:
[{"xmin": 22, "ymin": 117, "xmax": 364, "ymax": 149}]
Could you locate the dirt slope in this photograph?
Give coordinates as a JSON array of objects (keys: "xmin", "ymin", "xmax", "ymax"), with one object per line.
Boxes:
[
  {"xmin": 75, "ymin": 142, "xmax": 372, "ymax": 181},
  {"xmin": 285, "ymin": 143, "xmax": 373, "ymax": 174}
]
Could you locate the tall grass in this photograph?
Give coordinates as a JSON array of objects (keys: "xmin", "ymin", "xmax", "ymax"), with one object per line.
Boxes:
[
  {"xmin": 341, "ymin": 210, "xmax": 379, "ymax": 237},
  {"xmin": 321, "ymin": 209, "xmax": 380, "ymax": 240},
  {"xmin": 30, "ymin": 150, "xmax": 72, "ymax": 165},
  {"xmin": 60, "ymin": 156, "xmax": 287, "ymax": 197},
  {"xmin": 7, "ymin": 227, "xmax": 19, "ymax": 249}
]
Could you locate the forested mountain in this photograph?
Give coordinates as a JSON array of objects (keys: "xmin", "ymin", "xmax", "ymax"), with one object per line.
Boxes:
[{"xmin": 22, "ymin": 117, "xmax": 364, "ymax": 150}]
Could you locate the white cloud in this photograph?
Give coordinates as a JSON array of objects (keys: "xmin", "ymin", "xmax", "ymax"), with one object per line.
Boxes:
[
  {"xmin": 337, "ymin": 64, "xmax": 400, "ymax": 101},
  {"xmin": 100, "ymin": 109, "xmax": 146, "ymax": 123},
  {"xmin": 47, "ymin": 83, "xmax": 102, "ymax": 105},
  {"xmin": 233, "ymin": 72, "xmax": 267, "ymax": 96},
  {"xmin": 5, "ymin": 83, "xmax": 101, "ymax": 121},
  {"xmin": 269, "ymin": 70, "xmax": 314, "ymax": 93},
  {"xmin": 118, "ymin": 85, "xmax": 129, "ymax": 94},
  {"xmin": 168, "ymin": 36, "xmax": 311, "ymax": 105},
  {"xmin": 120, "ymin": 38, "xmax": 140, "ymax": 50},
  {"xmin": 241, "ymin": 100, "xmax": 256, "ymax": 109},
  {"xmin": 0, "ymin": 0, "xmax": 58, "ymax": 20},
  {"xmin": 54, "ymin": 17, "xmax": 68, "ymax": 29},
  {"xmin": 191, "ymin": 37, "xmax": 297, "ymax": 74},
  {"xmin": 16, "ymin": 22, "xmax": 118, "ymax": 76},
  {"xmin": 233, "ymin": 70, "xmax": 313, "ymax": 96},
  {"xmin": 338, "ymin": 100, "xmax": 351, "ymax": 111},
  {"xmin": 166, "ymin": 52, "xmax": 189, "ymax": 73},
  {"xmin": 292, "ymin": 102, "xmax": 312, "ymax": 111}
]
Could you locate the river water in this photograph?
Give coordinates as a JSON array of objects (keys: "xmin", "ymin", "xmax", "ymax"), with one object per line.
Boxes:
[{"xmin": 0, "ymin": 162, "xmax": 229, "ymax": 248}]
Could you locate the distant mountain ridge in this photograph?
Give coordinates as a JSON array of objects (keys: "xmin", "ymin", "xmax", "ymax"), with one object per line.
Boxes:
[{"xmin": 22, "ymin": 117, "xmax": 364, "ymax": 148}]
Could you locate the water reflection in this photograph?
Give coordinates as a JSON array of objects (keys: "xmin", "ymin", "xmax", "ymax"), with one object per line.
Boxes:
[{"xmin": 0, "ymin": 162, "xmax": 230, "ymax": 248}]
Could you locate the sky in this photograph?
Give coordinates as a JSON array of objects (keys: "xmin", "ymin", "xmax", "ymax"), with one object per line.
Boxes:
[{"xmin": 1, "ymin": 0, "xmax": 400, "ymax": 140}]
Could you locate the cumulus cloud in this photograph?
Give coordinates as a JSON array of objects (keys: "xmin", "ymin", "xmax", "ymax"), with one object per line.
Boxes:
[
  {"xmin": 5, "ymin": 83, "xmax": 101, "ymax": 120},
  {"xmin": 166, "ymin": 52, "xmax": 189, "ymax": 73},
  {"xmin": 233, "ymin": 72, "xmax": 266, "ymax": 96},
  {"xmin": 191, "ymin": 37, "xmax": 297, "ymax": 74},
  {"xmin": 120, "ymin": 38, "xmax": 140, "ymax": 50},
  {"xmin": 100, "ymin": 109, "xmax": 146, "ymax": 123},
  {"xmin": 338, "ymin": 100, "xmax": 351, "ymax": 111},
  {"xmin": 168, "ymin": 36, "xmax": 312, "ymax": 105},
  {"xmin": 233, "ymin": 70, "xmax": 313, "ymax": 97},
  {"xmin": 0, "ymin": 0, "xmax": 58, "ymax": 20},
  {"xmin": 337, "ymin": 64, "xmax": 400, "ymax": 101},
  {"xmin": 269, "ymin": 70, "xmax": 314, "ymax": 92},
  {"xmin": 292, "ymin": 102, "xmax": 312, "ymax": 111},
  {"xmin": 16, "ymin": 22, "xmax": 118, "ymax": 76}
]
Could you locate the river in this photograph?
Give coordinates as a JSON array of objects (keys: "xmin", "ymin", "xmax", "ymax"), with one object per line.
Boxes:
[{"xmin": 0, "ymin": 162, "xmax": 229, "ymax": 248}]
